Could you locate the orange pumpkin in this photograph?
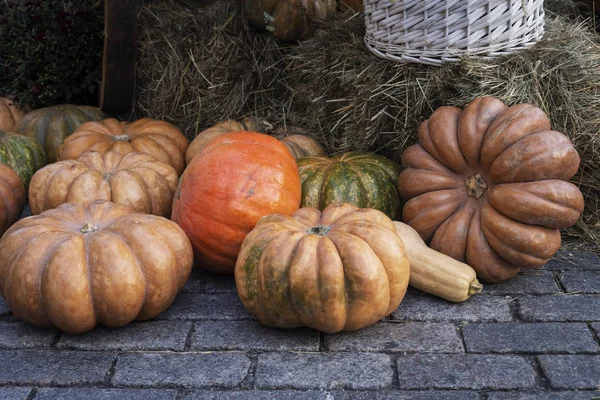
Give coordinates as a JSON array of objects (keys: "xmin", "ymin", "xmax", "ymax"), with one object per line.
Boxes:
[
  {"xmin": 58, "ymin": 118, "xmax": 189, "ymax": 175},
  {"xmin": 185, "ymin": 118, "xmax": 256, "ymax": 164},
  {"xmin": 29, "ymin": 150, "xmax": 178, "ymax": 217},
  {"xmin": 0, "ymin": 163, "xmax": 26, "ymax": 237},
  {"xmin": 0, "ymin": 97, "xmax": 27, "ymax": 131},
  {"xmin": 172, "ymin": 130, "xmax": 302, "ymax": 274},
  {"xmin": 397, "ymin": 96, "xmax": 584, "ymax": 282}
]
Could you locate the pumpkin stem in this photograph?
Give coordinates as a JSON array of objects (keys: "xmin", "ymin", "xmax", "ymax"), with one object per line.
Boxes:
[
  {"xmin": 80, "ymin": 222, "xmax": 98, "ymax": 233},
  {"xmin": 114, "ymin": 135, "xmax": 131, "ymax": 141},
  {"xmin": 465, "ymin": 174, "xmax": 488, "ymax": 198},
  {"xmin": 307, "ymin": 225, "xmax": 331, "ymax": 236},
  {"xmin": 468, "ymin": 279, "xmax": 484, "ymax": 296}
]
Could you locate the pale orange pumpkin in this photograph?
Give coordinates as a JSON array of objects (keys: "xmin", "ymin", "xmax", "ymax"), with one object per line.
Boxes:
[{"xmin": 0, "ymin": 163, "xmax": 26, "ymax": 237}]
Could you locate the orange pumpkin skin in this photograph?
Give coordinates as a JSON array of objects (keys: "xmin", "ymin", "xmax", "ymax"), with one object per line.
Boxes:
[
  {"xmin": 0, "ymin": 201, "xmax": 193, "ymax": 334},
  {"xmin": 0, "ymin": 97, "xmax": 27, "ymax": 131},
  {"xmin": 185, "ymin": 118, "xmax": 256, "ymax": 164},
  {"xmin": 398, "ymin": 96, "xmax": 584, "ymax": 283},
  {"xmin": 29, "ymin": 150, "xmax": 178, "ymax": 217},
  {"xmin": 0, "ymin": 163, "xmax": 26, "ymax": 237},
  {"xmin": 172, "ymin": 130, "xmax": 302, "ymax": 274},
  {"xmin": 235, "ymin": 202, "xmax": 410, "ymax": 333},
  {"xmin": 58, "ymin": 118, "xmax": 189, "ymax": 175}
]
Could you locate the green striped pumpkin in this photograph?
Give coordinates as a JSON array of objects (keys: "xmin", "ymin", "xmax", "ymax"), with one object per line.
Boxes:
[
  {"xmin": 297, "ymin": 152, "xmax": 401, "ymax": 219},
  {"xmin": 14, "ymin": 104, "xmax": 107, "ymax": 163},
  {"xmin": 0, "ymin": 130, "xmax": 47, "ymax": 190}
]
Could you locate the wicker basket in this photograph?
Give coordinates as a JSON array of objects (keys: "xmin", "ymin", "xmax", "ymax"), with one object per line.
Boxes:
[{"xmin": 364, "ymin": 0, "xmax": 546, "ymax": 65}]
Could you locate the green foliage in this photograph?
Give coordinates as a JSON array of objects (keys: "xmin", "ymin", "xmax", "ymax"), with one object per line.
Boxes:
[{"xmin": 0, "ymin": 1, "xmax": 104, "ymax": 108}]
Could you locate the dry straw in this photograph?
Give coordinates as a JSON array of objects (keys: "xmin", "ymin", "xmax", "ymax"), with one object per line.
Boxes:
[{"xmin": 135, "ymin": 0, "xmax": 600, "ymax": 252}]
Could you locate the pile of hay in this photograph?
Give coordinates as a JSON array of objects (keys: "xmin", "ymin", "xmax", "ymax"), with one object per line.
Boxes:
[{"xmin": 135, "ymin": 0, "xmax": 600, "ymax": 252}]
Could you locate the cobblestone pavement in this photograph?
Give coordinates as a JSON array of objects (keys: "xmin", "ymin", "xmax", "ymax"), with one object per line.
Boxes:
[{"xmin": 0, "ymin": 207, "xmax": 599, "ymax": 399}]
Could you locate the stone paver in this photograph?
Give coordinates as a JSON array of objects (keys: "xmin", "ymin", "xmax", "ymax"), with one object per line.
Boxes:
[
  {"xmin": 592, "ymin": 323, "xmax": 600, "ymax": 341},
  {"xmin": 462, "ymin": 322, "xmax": 599, "ymax": 353},
  {"xmin": 483, "ymin": 271, "xmax": 560, "ymax": 295},
  {"xmin": 486, "ymin": 391, "xmax": 600, "ymax": 399},
  {"xmin": 34, "ymin": 388, "xmax": 178, "ymax": 400},
  {"xmin": 57, "ymin": 321, "xmax": 192, "ymax": 351},
  {"xmin": 0, "ymin": 387, "xmax": 32, "ymax": 400},
  {"xmin": 0, "ymin": 350, "xmax": 115, "ymax": 385},
  {"xmin": 183, "ymin": 269, "xmax": 237, "ymax": 293},
  {"xmin": 392, "ymin": 293, "xmax": 513, "ymax": 322},
  {"xmin": 543, "ymin": 251, "xmax": 600, "ymax": 270},
  {"xmin": 155, "ymin": 292, "xmax": 251, "ymax": 321},
  {"xmin": 518, "ymin": 295, "xmax": 600, "ymax": 321},
  {"xmin": 255, "ymin": 352, "xmax": 393, "ymax": 390},
  {"xmin": 559, "ymin": 271, "xmax": 600, "ymax": 293},
  {"xmin": 191, "ymin": 320, "xmax": 319, "ymax": 351},
  {"xmin": 182, "ymin": 390, "xmax": 329, "ymax": 399},
  {"xmin": 325, "ymin": 322, "xmax": 463, "ymax": 353},
  {"xmin": 0, "ymin": 322, "xmax": 58, "ymax": 349},
  {"xmin": 112, "ymin": 352, "xmax": 251, "ymax": 389},
  {"xmin": 537, "ymin": 355, "xmax": 600, "ymax": 389},
  {"xmin": 0, "ymin": 297, "xmax": 9, "ymax": 317},
  {"xmin": 329, "ymin": 390, "xmax": 479, "ymax": 399},
  {"xmin": 395, "ymin": 354, "xmax": 537, "ymax": 390}
]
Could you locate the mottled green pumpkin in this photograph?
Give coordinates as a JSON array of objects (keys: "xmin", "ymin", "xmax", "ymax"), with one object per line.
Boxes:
[
  {"xmin": 297, "ymin": 152, "xmax": 401, "ymax": 219},
  {"xmin": 0, "ymin": 130, "xmax": 47, "ymax": 190},
  {"xmin": 14, "ymin": 104, "xmax": 107, "ymax": 163}
]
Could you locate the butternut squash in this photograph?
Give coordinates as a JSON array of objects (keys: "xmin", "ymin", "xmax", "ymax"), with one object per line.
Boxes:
[{"xmin": 393, "ymin": 221, "xmax": 483, "ymax": 302}]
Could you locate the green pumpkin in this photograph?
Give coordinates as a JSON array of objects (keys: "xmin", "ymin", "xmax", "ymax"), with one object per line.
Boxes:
[
  {"xmin": 298, "ymin": 152, "xmax": 402, "ymax": 219},
  {"xmin": 0, "ymin": 130, "xmax": 47, "ymax": 190},
  {"xmin": 14, "ymin": 104, "xmax": 107, "ymax": 163}
]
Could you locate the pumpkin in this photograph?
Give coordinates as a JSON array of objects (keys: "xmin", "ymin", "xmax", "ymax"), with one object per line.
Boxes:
[
  {"xmin": 0, "ymin": 200, "xmax": 193, "ymax": 334},
  {"xmin": 397, "ymin": 96, "xmax": 584, "ymax": 283},
  {"xmin": 297, "ymin": 152, "xmax": 401, "ymax": 219},
  {"xmin": 13, "ymin": 104, "xmax": 107, "ymax": 163},
  {"xmin": 58, "ymin": 118, "xmax": 189, "ymax": 175},
  {"xmin": 393, "ymin": 221, "xmax": 482, "ymax": 302},
  {"xmin": 235, "ymin": 202, "xmax": 410, "ymax": 333},
  {"xmin": 239, "ymin": 0, "xmax": 337, "ymax": 41},
  {"xmin": 29, "ymin": 150, "xmax": 178, "ymax": 217},
  {"xmin": 0, "ymin": 97, "xmax": 27, "ymax": 131},
  {"xmin": 172, "ymin": 130, "xmax": 302, "ymax": 274},
  {"xmin": 277, "ymin": 130, "xmax": 326, "ymax": 159},
  {"xmin": 0, "ymin": 130, "xmax": 47, "ymax": 190},
  {"xmin": 0, "ymin": 163, "xmax": 26, "ymax": 237}
]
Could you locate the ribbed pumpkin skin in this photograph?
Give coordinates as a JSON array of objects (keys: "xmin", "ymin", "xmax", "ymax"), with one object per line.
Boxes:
[
  {"xmin": 235, "ymin": 202, "xmax": 410, "ymax": 333},
  {"xmin": 280, "ymin": 134, "xmax": 326, "ymax": 159},
  {"xmin": 185, "ymin": 119, "xmax": 254, "ymax": 164},
  {"xmin": 0, "ymin": 130, "xmax": 47, "ymax": 190},
  {"xmin": 13, "ymin": 104, "xmax": 107, "ymax": 163},
  {"xmin": 0, "ymin": 201, "xmax": 193, "ymax": 334},
  {"xmin": 29, "ymin": 150, "xmax": 178, "ymax": 217},
  {"xmin": 0, "ymin": 97, "xmax": 27, "ymax": 131},
  {"xmin": 398, "ymin": 96, "xmax": 584, "ymax": 283},
  {"xmin": 298, "ymin": 152, "xmax": 401, "ymax": 219},
  {"xmin": 0, "ymin": 163, "xmax": 26, "ymax": 237},
  {"xmin": 171, "ymin": 130, "xmax": 302, "ymax": 274},
  {"xmin": 58, "ymin": 118, "xmax": 189, "ymax": 175}
]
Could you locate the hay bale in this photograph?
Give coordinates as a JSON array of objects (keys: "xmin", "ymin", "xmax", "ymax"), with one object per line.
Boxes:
[{"xmin": 135, "ymin": 0, "xmax": 600, "ymax": 252}]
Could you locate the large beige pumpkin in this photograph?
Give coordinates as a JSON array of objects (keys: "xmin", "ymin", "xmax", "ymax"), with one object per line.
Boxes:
[
  {"xmin": 0, "ymin": 163, "xmax": 26, "ymax": 237},
  {"xmin": 0, "ymin": 201, "xmax": 193, "ymax": 334},
  {"xmin": 235, "ymin": 202, "xmax": 410, "ymax": 333},
  {"xmin": 29, "ymin": 150, "xmax": 178, "ymax": 217}
]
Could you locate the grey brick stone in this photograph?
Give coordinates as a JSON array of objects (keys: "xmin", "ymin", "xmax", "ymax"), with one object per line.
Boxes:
[
  {"xmin": 191, "ymin": 320, "xmax": 318, "ymax": 351},
  {"xmin": 543, "ymin": 251, "xmax": 600, "ymax": 271},
  {"xmin": 57, "ymin": 321, "xmax": 192, "ymax": 351},
  {"xmin": 538, "ymin": 355, "xmax": 600, "ymax": 389},
  {"xmin": 328, "ymin": 390, "xmax": 479, "ymax": 399},
  {"xmin": 182, "ymin": 390, "xmax": 329, "ymax": 399},
  {"xmin": 0, "ymin": 297, "xmax": 9, "ymax": 316},
  {"xmin": 392, "ymin": 292, "xmax": 513, "ymax": 322},
  {"xmin": 325, "ymin": 322, "xmax": 463, "ymax": 353},
  {"xmin": 155, "ymin": 292, "xmax": 251, "ymax": 321},
  {"xmin": 518, "ymin": 295, "xmax": 600, "ymax": 321},
  {"xmin": 593, "ymin": 323, "xmax": 600, "ymax": 341},
  {"xmin": 486, "ymin": 391, "xmax": 600, "ymax": 400},
  {"xmin": 20, "ymin": 203, "xmax": 32, "ymax": 218},
  {"xmin": 484, "ymin": 271, "xmax": 560, "ymax": 295},
  {"xmin": 255, "ymin": 352, "xmax": 393, "ymax": 390},
  {"xmin": 34, "ymin": 388, "xmax": 178, "ymax": 400},
  {"xmin": 0, "ymin": 350, "xmax": 115, "ymax": 385},
  {"xmin": 183, "ymin": 269, "xmax": 237, "ymax": 293},
  {"xmin": 396, "ymin": 354, "xmax": 537, "ymax": 390},
  {"xmin": 112, "ymin": 352, "xmax": 251, "ymax": 389},
  {"xmin": 0, "ymin": 387, "xmax": 32, "ymax": 400},
  {"xmin": 559, "ymin": 271, "xmax": 600, "ymax": 294},
  {"xmin": 463, "ymin": 322, "xmax": 599, "ymax": 353},
  {"xmin": 0, "ymin": 322, "xmax": 58, "ymax": 349}
]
